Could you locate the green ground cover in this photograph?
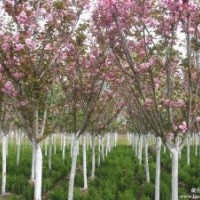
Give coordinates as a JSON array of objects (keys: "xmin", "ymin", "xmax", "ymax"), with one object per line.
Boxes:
[{"xmin": 0, "ymin": 141, "xmax": 199, "ymax": 200}]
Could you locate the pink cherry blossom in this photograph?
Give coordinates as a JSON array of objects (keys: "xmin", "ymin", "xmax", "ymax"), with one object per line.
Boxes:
[
  {"xmin": 25, "ymin": 38, "xmax": 36, "ymax": 49},
  {"xmin": 178, "ymin": 121, "xmax": 187, "ymax": 133},
  {"xmin": 171, "ymin": 99, "xmax": 185, "ymax": 108},
  {"xmin": 2, "ymin": 80, "xmax": 17, "ymax": 97},
  {"xmin": 44, "ymin": 43, "xmax": 52, "ymax": 51},
  {"xmin": 139, "ymin": 62, "xmax": 150, "ymax": 72},
  {"xmin": 144, "ymin": 98, "xmax": 153, "ymax": 108},
  {"xmin": 162, "ymin": 99, "xmax": 171, "ymax": 107},
  {"xmin": 5, "ymin": 0, "xmax": 14, "ymax": 7},
  {"xmin": 167, "ymin": 132, "xmax": 174, "ymax": 140},
  {"xmin": 173, "ymin": 124, "xmax": 178, "ymax": 131},
  {"xmin": 153, "ymin": 78, "xmax": 161, "ymax": 89},
  {"xmin": 12, "ymin": 72, "xmax": 24, "ymax": 80},
  {"xmin": 2, "ymin": 42, "xmax": 10, "ymax": 52},
  {"xmin": 17, "ymin": 11, "xmax": 28, "ymax": 25},
  {"xmin": 15, "ymin": 43, "xmax": 24, "ymax": 51},
  {"xmin": 191, "ymin": 72, "xmax": 197, "ymax": 80},
  {"xmin": 196, "ymin": 116, "xmax": 200, "ymax": 122}
]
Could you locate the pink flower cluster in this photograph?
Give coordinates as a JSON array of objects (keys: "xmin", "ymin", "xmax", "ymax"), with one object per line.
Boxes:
[
  {"xmin": 15, "ymin": 43, "xmax": 24, "ymax": 52},
  {"xmin": 178, "ymin": 121, "xmax": 187, "ymax": 133},
  {"xmin": 5, "ymin": 0, "xmax": 14, "ymax": 7},
  {"xmin": 17, "ymin": 11, "xmax": 28, "ymax": 25},
  {"xmin": 144, "ymin": 98, "xmax": 153, "ymax": 108},
  {"xmin": 153, "ymin": 78, "xmax": 161, "ymax": 89},
  {"xmin": 196, "ymin": 116, "xmax": 200, "ymax": 122},
  {"xmin": 25, "ymin": 38, "xmax": 36, "ymax": 50},
  {"xmin": 139, "ymin": 62, "xmax": 150, "ymax": 72},
  {"xmin": 44, "ymin": 43, "xmax": 53, "ymax": 51},
  {"xmin": 2, "ymin": 81, "xmax": 17, "ymax": 97},
  {"xmin": 167, "ymin": 132, "xmax": 174, "ymax": 140},
  {"xmin": 161, "ymin": 99, "xmax": 185, "ymax": 108},
  {"xmin": 12, "ymin": 72, "xmax": 24, "ymax": 80}
]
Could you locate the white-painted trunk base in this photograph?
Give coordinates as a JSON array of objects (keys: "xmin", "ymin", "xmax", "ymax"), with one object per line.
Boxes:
[
  {"xmin": 34, "ymin": 144, "xmax": 43, "ymax": 200},
  {"xmin": 68, "ymin": 137, "xmax": 79, "ymax": 200},
  {"xmin": 155, "ymin": 137, "xmax": 161, "ymax": 200},
  {"xmin": 82, "ymin": 135, "xmax": 88, "ymax": 189},
  {"xmin": 1, "ymin": 133, "xmax": 7, "ymax": 194}
]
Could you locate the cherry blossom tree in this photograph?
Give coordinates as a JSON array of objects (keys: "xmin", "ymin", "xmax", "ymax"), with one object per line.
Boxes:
[
  {"xmin": 93, "ymin": 0, "xmax": 200, "ymax": 199},
  {"xmin": 0, "ymin": 1, "xmax": 89, "ymax": 199}
]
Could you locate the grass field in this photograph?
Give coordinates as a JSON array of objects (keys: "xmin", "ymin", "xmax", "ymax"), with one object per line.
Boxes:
[{"xmin": 0, "ymin": 136, "xmax": 199, "ymax": 200}]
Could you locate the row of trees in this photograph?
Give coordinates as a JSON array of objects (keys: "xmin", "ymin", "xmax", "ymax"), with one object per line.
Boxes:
[
  {"xmin": 92, "ymin": 1, "xmax": 200, "ymax": 200},
  {"xmin": 1, "ymin": 0, "xmax": 200, "ymax": 200},
  {"xmin": 0, "ymin": 1, "xmax": 125, "ymax": 200}
]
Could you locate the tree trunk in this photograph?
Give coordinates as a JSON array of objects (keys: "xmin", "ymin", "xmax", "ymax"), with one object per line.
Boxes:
[
  {"xmin": 155, "ymin": 137, "xmax": 161, "ymax": 200},
  {"xmin": 171, "ymin": 148, "xmax": 179, "ymax": 200},
  {"xmin": 77, "ymin": 139, "xmax": 80, "ymax": 156},
  {"xmin": 101, "ymin": 136, "xmax": 105, "ymax": 161},
  {"xmin": 70, "ymin": 134, "xmax": 75, "ymax": 157},
  {"xmin": 114, "ymin": 133, "xmax": 117, "ymax": 147},
  {"xmin": 138, "ymin": 136, "xmax": 143, "ymax": 165},
  {"xmin": 98, "ymin": 135, "xmax": 101, "ymax": 167},
  {"xmin": 91, "ymin": 134, "xmax": 96, "ymax": 179},
  {"xmin": 82, "ymin": 135, "xmax": 88, "ymax": 189},
  {"xmin": 144, "ymin": 136, "xmax": 150, "ymax": 182},
  {"xmin": 62, "ymin": 134, "xmax": 66, "ymax": 161},
  {"xmin": 187, "ymin": 137, "xmax": 190, "ymax": 165},
  {"xmin": 60, "ymin": 133, "xmax": 63, "ymax": 151},
  {"xmin": 163, "ymin": 145, "xmax": 166, "ymax": 154},
  {"xmin": 131, "ymin": 134, "xmax": 134, "ymax": 151},
  {"xmin": 1, "ymin": 132, "xmax": 7, "ymax": 194},
  {"xmin": 199, "ymin": 134, "xmax": 200, "ymax": 156},
  {"xmin": 48, "ymin": 135, "xmax": 52, "ymax": 170},
  {"xmin": 134, "ymin": 135, "xmax": 138, "ymax": 157},
  {"xmin": 108, "ymin": 133, "xmax": 111, "ymax": 152},
  {"xmin": 6, "ymin": 133, "xmax": 8, "ymax": 157},
  {"xmin": 34, "ymin": 143, "xmax": 43, "ymax": 200},
  {"xmin": 45, "ymin": 139, "xmax": 48, "ymax": 157},
  {"xmin": 68, "ymin": 137, "xmax": 79, "ymax": 200},
  {"xmin": 53, "ymin": 134, "xmax": 57, "ymax": 155},
  {"xmin": 16, "ymin": 133, "xmax": 21, "ymax": 166},
  {"xmin": 195, "ymin": 134, "xmax": 198, "ymax": 157},
  {"xmin": 31, "ymin": 142, "xmax": 36, "ymax": 181}
]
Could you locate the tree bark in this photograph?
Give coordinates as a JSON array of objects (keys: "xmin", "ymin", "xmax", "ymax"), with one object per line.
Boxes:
[
  {"xmin": 114, "ymin": 133, "xmax": 117, "ymax": 147},
  {"xmin": 195, "ymin": 134, "xmax": 198, "ymax": 156},
  {"xmin": 16, "ymin": 132, "xmax": 21, "ymax": 166},
  {"xmin": 131, "ymin": 134, "xmax": 134, "ymax": 151},
  {"xmin": 134, "ymin": 135, "xmax": 138, "ymax": 157},
  {"xmin": 171, "ymin": 148, "xmax": 179, "ymax": 200},
  {"xmin": 48, "ymin": 135, "xmax": 52, "ymax": 170},
  {"xmin": 98, "ymin": 135, "xmax": 101, "ymax": 167},
  {"xmin": 82, "ymin": 135, "xmax": 88, "ymax": 189},
  {"xmin": 53, "ymin": 134, "xmax": 57, "ymax": 155},
  {"xmin": 144, "ymin": 136, "xmax": 150, "ymax": 182},
  {"xmin": 62, "ymin": 134, "xmax": 66, "ymax": 161},
  {"xmin": 31, "ymin": 142, "xmax": 36, "ymax": 181},
  {"xmin": 45, "ymin": 139, "xmax": 48, "ymax": 157},
  {"xmin": 155, "ymin": 137, "xmax": 161, "ymax": 200},
  {"xmin": 68, "ymin": 137, "xmax": 79, "ymax": 200},
  {"xmin": 91, "ymin": 134, "xmax": 96, "ymax": 179},
  {"xmin": 187, "ymin": 137, "xmax": 190, "ymax": 165},
  {"xmin": 101, "ymin": 136, "xmax": 105, "ymax": 161},
  {"xmin": 34, "ymin": 143, "xmax": 43, "ymax": 200},
  {"xmin": 163, "ymin": 145, "xmax": 166, "ymax": 154},
  {"xmin": 1, "ymin": 132, "xmax": 7, "ymax": 194},
  {"xmin": 138, "ymin": 136, "xmax": 143, "ymax": 165},
  {"xmin": 70, "ymin": 134, "xmax": 75, "ymax": 157}
]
